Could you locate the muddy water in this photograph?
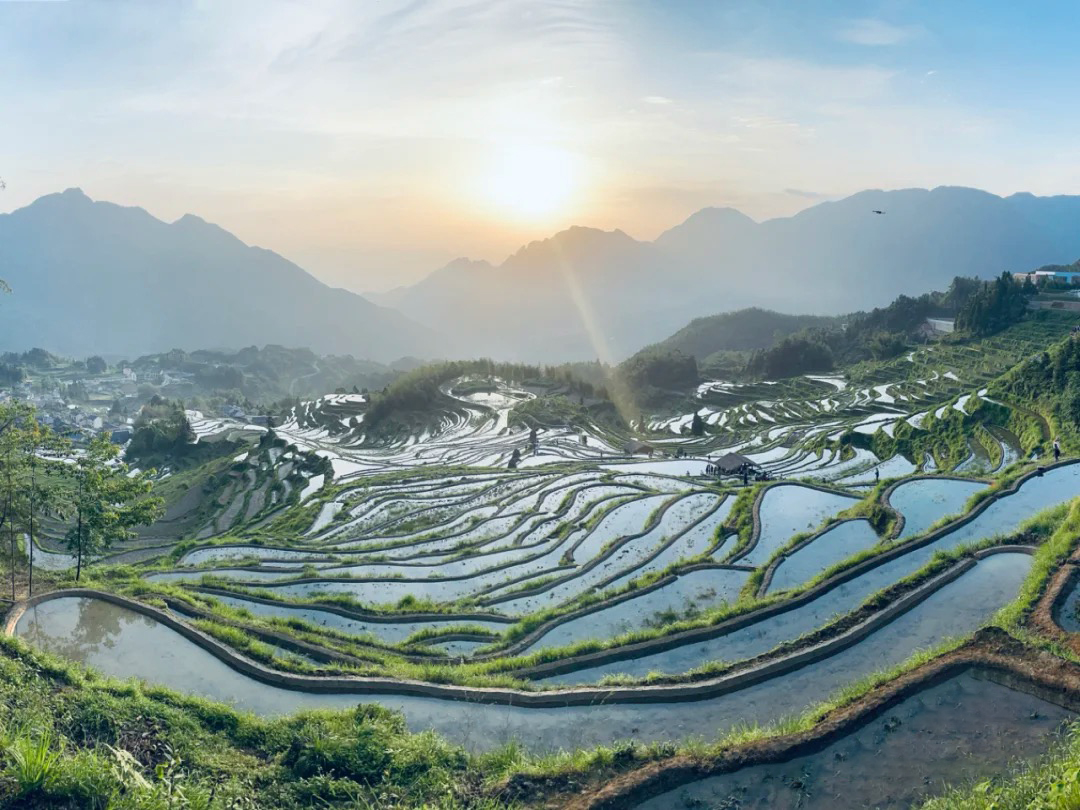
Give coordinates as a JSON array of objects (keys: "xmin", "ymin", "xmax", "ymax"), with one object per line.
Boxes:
[
  {"xmin": 1056, "ymin": 575, "xmax": 1080, "ymax": 634},
  {"xmin": 636, "ymin": 671, "xmax": 1074, "ymax": 809},
  {"xmin": 14, "ymin": 554, "xmax": 1029, "ymax": 754}
]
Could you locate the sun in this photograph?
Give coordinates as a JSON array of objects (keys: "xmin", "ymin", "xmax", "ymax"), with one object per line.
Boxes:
[{"xmin": 480, "ymin": 142, "xmax": 580, "ymax": 221}]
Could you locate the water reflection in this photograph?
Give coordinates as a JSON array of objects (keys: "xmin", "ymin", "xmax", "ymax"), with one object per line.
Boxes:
[{"xmin": 636, "ymin": 672, "xmax": 1074, "ymax": 809}]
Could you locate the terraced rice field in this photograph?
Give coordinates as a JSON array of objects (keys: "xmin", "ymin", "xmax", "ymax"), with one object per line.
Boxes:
[{"xmin": 12, "ymin": 352, "xmax": 1080, "ymax": 807}]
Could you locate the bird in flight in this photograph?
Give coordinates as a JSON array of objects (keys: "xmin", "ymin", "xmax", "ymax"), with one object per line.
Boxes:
[{"xmin": 871, "ymin": 209, "xmax": 885, "ymax": 215}]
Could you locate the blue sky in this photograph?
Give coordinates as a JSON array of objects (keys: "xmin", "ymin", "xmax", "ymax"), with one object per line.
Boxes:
[{"xmin": 3, "ymin": 0, "xmax": 1080, "ymax": 290}]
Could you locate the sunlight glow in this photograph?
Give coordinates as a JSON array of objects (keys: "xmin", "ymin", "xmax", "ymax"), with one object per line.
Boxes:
[{"xmin": 480, "ymin": 142, "xmax": 580, "ymax": 221}]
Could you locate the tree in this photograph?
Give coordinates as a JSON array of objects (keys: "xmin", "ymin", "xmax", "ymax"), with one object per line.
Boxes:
[
  {"xmin": 690, "ymin": 411, "xmax": 705, "ymax": 436},
  {"xmin": 86, "ymin": 355, "xmax": 107, "ymax": 374},
  {"xmin": 127, "ymin": 399, "xmax": 196, "ymax": 460},
  {"xmin": 65, "ymin": 380, "xmax": 89, "ymax": 402},
  {"xmin": 0, "ymin": 406, "xmax": 68, "ymax": 597},
  {"xmin": 616, "ymin": 348, "xmax": 699, "ymax": 392},
  {"xmin": 746, "ymin": 335, "xmax": 834, "ymax": 379},
  {"xmin": 63, "ymin": 435, "xmax": 163, "ymax": 581},
  {"xmin": 0, "ymin": 407, "xmax": 31, "ymax": 599},
  {"xmin": 23, "ymin": 348, "xmax": 56, "ymax": 369},
  {"xmin": 24, "ymin": 421, "xmax": 67, "ymax": 596},
  {"xmin": 955, "ymin": 272, "xmax": 1030, "ymax": 336}
]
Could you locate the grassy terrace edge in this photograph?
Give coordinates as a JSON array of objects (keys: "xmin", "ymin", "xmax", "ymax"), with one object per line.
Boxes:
[
  {"xmin": 63, "ymin": 459, "xmax": 1068, "ymax": 692},
  {"xmin": 2, "ymin": 496, "xmax": 1076, "ymax": 809}
]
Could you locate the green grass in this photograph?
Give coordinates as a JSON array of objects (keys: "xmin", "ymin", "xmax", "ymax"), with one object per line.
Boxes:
[
  {"xmin": 919, "ymin": 725, "xmax": 1080, "ymax": 810},
  {"xmin": 102, "ymin": 487, "xmax": 1074, "ymax": 693},
  {"xmin": 0, "ymin": 633, "xmax": 529, "ymax": 809},
  {"xmin": 992, "ymin": 499, "xmax": 1080, "ymax": 631},
  {"xmin": 26, "ymin": 320, "xmax": 1080, "ymax": 805}
]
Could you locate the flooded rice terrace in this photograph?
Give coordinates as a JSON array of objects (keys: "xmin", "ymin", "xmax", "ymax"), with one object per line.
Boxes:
[
  {"xmin": 637, "ymin": 671, "xmax": 1075, "ymax": 809},
  {"xmin": 11, "ymin": 373, "xmax": 1080, "ymax": 801}
]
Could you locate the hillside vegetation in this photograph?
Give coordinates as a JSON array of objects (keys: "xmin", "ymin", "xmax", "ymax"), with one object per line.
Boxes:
[
  {"xmin": 645, "ymin": 308, "xmax": 841, "ymax": 368},
  {"xmin": 0, "ymin": 636, "xmax": 522, "ymax": 809}
]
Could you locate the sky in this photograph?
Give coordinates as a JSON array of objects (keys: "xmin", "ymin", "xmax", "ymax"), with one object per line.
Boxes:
[{"xmin": 5, "ymin": 0, "xmax": 1080, "ymax": 292}]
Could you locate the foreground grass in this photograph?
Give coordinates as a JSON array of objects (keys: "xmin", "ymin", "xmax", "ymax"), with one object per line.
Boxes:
[
  {"xmin": 5, "ymin": 500, "xmax": 1078, "ymax": 809},
  {"xmin": 913, "ymin": 500, "xmax": 1080, "ymax": 810},
  {"xmin": 0, "ymin": 633, "xmax": 522, "ymax": 809},
  {"xmin": 920, "ymin": 726, "xmax": 1080, "ymax": 810}
]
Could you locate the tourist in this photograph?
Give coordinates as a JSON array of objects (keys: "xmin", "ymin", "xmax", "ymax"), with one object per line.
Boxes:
[{"xmin": 1054, "ymin": 438, "xmax": 1061, "ymax": 462}]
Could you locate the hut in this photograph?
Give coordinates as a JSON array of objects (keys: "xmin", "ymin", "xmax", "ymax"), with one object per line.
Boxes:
[
  {"xmin": 623, "ymin": 440, "xmax": 656, "ymax": 457},
  {"xmin": 715, "ymin": 452, "xmax": 756, "ymax": 474}
]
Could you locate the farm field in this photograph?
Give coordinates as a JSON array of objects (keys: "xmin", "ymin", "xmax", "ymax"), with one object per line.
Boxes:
[{"xmin": 12, "ymin": 319, "xmax": 1080, "ymax": 808}]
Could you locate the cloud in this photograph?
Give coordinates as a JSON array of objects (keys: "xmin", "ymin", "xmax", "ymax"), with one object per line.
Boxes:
[
  {"xmin": 784, "ymin": 188, "xmax": 833, "ymax": 199},
  {"xmin": 713, "ymin": 56, "xmax": 896, "ymax": 106},
  {"xmin": 642, "ymin": 95, "xmax": 672, "ymax": 105},
  {"xmin": 112, "ymin": 0, "xmax": 624, "ymax": 141},
  {"xmin": 836, "ymin": 18, "xmax": 920, "ymax": 46}
]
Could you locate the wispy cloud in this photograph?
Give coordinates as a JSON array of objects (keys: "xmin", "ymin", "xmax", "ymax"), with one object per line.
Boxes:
[
  {"xmin": 713, "ymin": 56, "xmax": 897, "ymax": 106},
  {"xmin": 836, "ymin": 18, "xmax": 920, "ymax": 46},
  {"xmin": 115, "ymin": 0, "xmax": 623, "ymax": 142},
  {"xmin": 784, "ymin": 188, "xmax": 833, "ymax": 199},
  {"xmin": 2, "ymin": 0, "xmax": 1067, "ymax": 291}
]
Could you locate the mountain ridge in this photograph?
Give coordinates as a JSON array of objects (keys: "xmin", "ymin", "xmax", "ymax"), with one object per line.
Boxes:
[
  {"xmin": 10, "ymin": 184, "xmax": 1080, "ymax": 364},
  {"xmin": 379, "ymin": 185, "xmax": 1080, "ymax": 361},
  {"xmin": 0, "ymin": 188, "xmax": 436, "ymax": 361}
]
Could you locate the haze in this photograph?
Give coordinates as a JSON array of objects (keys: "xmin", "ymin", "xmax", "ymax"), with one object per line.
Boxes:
[{"xmin": 5, "ymin": 0, "xmax": 1080, "ymax": 292}]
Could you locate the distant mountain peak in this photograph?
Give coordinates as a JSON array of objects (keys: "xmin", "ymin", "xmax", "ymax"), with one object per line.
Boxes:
[
  {"xmin": 655, "ymin": 205, "xmax": 757, "ymax": 251},
  {"xmin": 442, "ymin": 256, "xmax": 494, "ymax": 272},
  {"xmin": 681, "ymin": 206, "xmax": 756, "ymax": 226},
  {"xmin": 0, "ymin": 189, "xmax": 434, "ymax": 360},
  {"xmin": 29, "ymin": 187, "xmax": 92, "ymax": 209},
  {"xmin": 510, "ymin": 225, "xmax": 639, "ymax": 261}
]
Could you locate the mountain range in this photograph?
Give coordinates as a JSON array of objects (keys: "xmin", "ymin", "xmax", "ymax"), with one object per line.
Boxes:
[
  {"xmin": 0, "ymin": 189, "xmax": 431, "ymax": 361},
  {"xmin": 7, "ymin": 185, "xmax": 1080, "ymax": 362},
  {"xmin": 374, "ymin": 186, "xmax": 1080, "ymax": 361}
]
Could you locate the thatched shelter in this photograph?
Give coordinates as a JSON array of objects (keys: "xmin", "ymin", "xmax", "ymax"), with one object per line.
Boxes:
[{"xmin": 715, "ymin": 452, "xmax": 756, "ymax": 474}]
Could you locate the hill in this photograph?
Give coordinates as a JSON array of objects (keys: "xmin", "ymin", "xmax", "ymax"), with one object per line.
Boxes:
[
  {"xmin": 0, "ymin": 189, "xmax": 435, "ymax": 361},
  {"xmin": 14, "ymin": 185, "xmax": 1080, "ymax": 366},
  {"xmin": 370, "ymin": 225, "xmax": 677, "ymax": 362},
  {"xmin": 382, "ymin": 186, "xmax": 1080, "ymax": 362},
  {"xmin": 648, "ymin": 308, "xmax": 842, "ymax": 363}
]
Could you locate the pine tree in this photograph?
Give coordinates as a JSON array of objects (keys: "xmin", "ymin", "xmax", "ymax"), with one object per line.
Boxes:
[{"xmin": 691, "ymin": 411, "xmax": 705, "ymax": 436}]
